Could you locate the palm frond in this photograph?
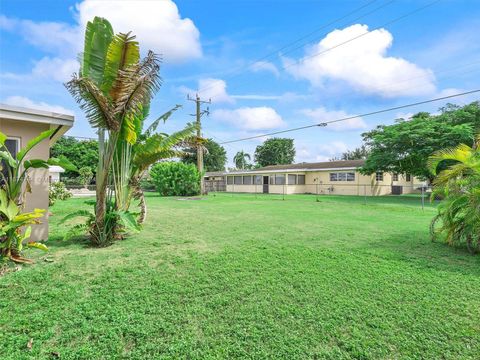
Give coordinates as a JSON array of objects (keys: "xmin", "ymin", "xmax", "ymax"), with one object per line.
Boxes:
[
  {"xmin": 144, "ymin": 104, "xmax": 182, "ymax": 138},
  {"xmin": 65, "ymin": 75, "xmax": 117, "ymax": 130}
]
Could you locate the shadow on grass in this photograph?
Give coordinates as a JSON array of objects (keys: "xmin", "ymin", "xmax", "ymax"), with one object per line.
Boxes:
[{"xmin": 47, "ymin": 233, "xmax": 91, "ymax": 249}]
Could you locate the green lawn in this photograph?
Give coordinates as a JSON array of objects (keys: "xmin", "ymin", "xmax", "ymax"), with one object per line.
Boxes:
[{"xmin": 1, "ymin": 193, "xmax": 479, "ymax": 359}]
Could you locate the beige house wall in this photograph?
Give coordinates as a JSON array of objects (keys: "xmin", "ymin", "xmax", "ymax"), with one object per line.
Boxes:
[
  {"xmin": 0, "ymin": 119, "xmax": 51, "ymax": 241},
  {"xmin": 226, "ymin": 170, "xmax": 420, "ymax": 196}
]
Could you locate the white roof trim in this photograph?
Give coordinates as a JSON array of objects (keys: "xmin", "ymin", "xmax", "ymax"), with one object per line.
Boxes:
[
  {"xmin": 0, "ymin": 104, "xmax": 74, "ymax": 127},
  {"xmin": 225, "ymin": 167, "xmax": 359, "ymax": 175}
]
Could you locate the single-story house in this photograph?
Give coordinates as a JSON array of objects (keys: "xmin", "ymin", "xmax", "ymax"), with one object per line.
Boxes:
[
  {"xmin": 0, "ymin": 104, "xmax": 74, "ymax": 240},
  {"xmin": 222, "ymin": 160, "xmax": 423, "ymax": 196}
]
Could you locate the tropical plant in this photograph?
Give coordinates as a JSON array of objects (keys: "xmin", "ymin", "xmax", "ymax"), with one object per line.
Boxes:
[
  {"xmin": 234, "ymin": 150, "xmax": 251, "ymax": 170},
  {"xmin": 428, "ymin": 134, "xmax": 480, "ymax": 253},
  {"xmin": 0, "ymin": 130, "xmax": 73, "ymax": 263},
  {"xmin": 127, "ymin": 105, "xmax": 197, "ymax": 223},
  {"xmin": 49, "ymin": 182, "xmax": 72, "ymax": 206},
  {"xmin": 150, "ymin": 162, "xmax": 201, "ymax": 197},
  {"xmin": 66, "ymin": 17, "xmax": 161, "ymax": 245},
  {"xmin": 0, "ymin": 190, "xmax": 47, "ymax": 264}
]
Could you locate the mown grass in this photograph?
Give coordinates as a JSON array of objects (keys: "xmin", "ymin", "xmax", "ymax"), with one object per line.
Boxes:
[{"xmin": 1, "ymin": 193, "xmax": 479, "ymax": 359}]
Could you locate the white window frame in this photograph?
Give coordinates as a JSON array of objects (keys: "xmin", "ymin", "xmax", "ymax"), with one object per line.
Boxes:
[{"xmin": 375, "ymin": 172, "xmax": 384, "ymax": 182}]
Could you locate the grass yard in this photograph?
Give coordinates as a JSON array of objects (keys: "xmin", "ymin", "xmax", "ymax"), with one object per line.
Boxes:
[{"xmin": 1, "ymin": 193, "xmax": 479, "ymax": 359}]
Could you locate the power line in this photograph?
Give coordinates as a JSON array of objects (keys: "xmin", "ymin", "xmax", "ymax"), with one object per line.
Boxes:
[
  {"xmin": 219, "ymin": 89, "xmax": 480, "ymax": 144},
  {"xmin": 195, "ymin": 0, "xmax": 393, "ymax": 96}
]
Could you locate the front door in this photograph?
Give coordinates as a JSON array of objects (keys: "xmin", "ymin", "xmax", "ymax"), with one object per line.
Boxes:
[{"xmin": 263, "ymin": 176, "xmax": 269, "ymax": 193}]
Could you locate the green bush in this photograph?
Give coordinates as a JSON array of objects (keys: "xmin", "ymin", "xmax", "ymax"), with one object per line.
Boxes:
[
  {"xmin": 150, "ymin": 162, "xmax": 201, "ymax": 196},
  {"xmin": 49, "ymin": 182, "xmax": 72, "ymax": 206}
]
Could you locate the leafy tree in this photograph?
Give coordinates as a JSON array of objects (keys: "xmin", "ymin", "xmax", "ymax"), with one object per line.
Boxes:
[
  {"xmin": 150, "ymin": 162, "xmax": 201, "ymax": 196},
  {"xmin": 429, "ymin": 133, "xmax": 480, "ymax": 253},
  {"xmin": 331, "ymin": 145, "xmax": 370, "ymax": 161},
  {"xmin": 233, "ymin": 150, "xmax": 251, "ymax": 170},
  {"xmin": 361, "ymin": 102, "xmax": 480, "ymax": 181},
  {"xmin": 50, "ymin": 137, "xmax": 98, "ymax": 178},
  {"xmin": 78, "ymin": 167, "xmax": 94, "ymax": 188},
  {"xmin": 254, "ymin": 138, "xmax": 295, "ymax": 167},
  {"xmin": 182, "ymin": 138, "xmax": 227, "ymax": 172}
]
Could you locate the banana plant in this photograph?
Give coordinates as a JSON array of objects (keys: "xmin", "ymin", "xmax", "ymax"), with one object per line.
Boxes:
[
  {"xmin": 0, "ymin": 189, "xmax": 47, "ymax": 263},
  {"xmin": 0, "ymin": 130, "xmax": 76, "ymax": 206}
]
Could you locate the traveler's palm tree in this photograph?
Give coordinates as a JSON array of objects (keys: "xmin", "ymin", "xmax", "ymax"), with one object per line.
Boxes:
[
  {"xmin": 66, "ymin": 17, "xmax": 161, "ymax": 244},
  {"xmin": 234, "ymin": 150, "xmax": 251, "ymax": 170},
  {"xmin": 129, "ymin": 105, "xmax": 197, "ymax": 223},
  {"xmin": 428, "ymin": 134, "xmax": 480, "ymax": 253}
]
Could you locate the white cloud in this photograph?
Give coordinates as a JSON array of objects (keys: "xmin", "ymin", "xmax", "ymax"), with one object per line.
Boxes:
[
  {"xmin": 250, "ymin": 61, "xmax": 279, "ymax": 76},
  {"xmin": 2, "ymin": 96, "xmax": 74, "ymax": 115},
  {"xmin": 212, "ymin": 107, "xmax": 285, "ymax": 130},
  {"xmin": 179, "ymin": 78, "xmax": 234, "ymax": 104},
  {"xmin": 32, "ymin": 57, "xmax": 79, "ymax": 82},
  {"xmin": 284, "ymin": 24, "xmax": 436, "ymax": 98},
  {"xmin": 1, "ymin": 0, "xmax": 202, "ymax": 83},
  {"xmin": 296, "ymin": 141, "xmax": 350, "ymax": 163},
  {"xmin": 301, "ymin": 107, "xmax": 367, "ymax": 131},
  {"xmin": 76, "ymin": 0, "xmax": 202, "ymax": 62}
]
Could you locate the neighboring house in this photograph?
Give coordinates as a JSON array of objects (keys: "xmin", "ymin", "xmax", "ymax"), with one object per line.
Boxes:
[
  {"xmin": 203, "ymin": 171, "xmax": 226, "ymax": 192},
  {"xmin": 223, "ymin": 160, "xmax": 423, "ymax": 196},
  {"xmin": 0, "ymin": 104, "xmax": 74, "ymax": 240},
  {"xmin": 48, "ymin": 165, "xmax": 65, "ymax": 183}
]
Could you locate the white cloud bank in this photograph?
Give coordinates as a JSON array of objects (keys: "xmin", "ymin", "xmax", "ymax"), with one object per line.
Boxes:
[
  {"xmin": 2, "ymin": 96, "xmax": 74, "ymax": 115},
  {"xmin": 250, "ymin": 61, "xmax": 279, "ymax": 76},
  {"xmin": 212, "ymin": 107, "xmax": 285, "ymax": 130},
  {"xmin": 2, "ymin": 0, "xmax": 202, "ymax": 82},
  {"xmin": 180, "ymin": 78, "xmax": 234, "ymax": 104},
  {"xmin": 301, "ymin": 107, "xmax": 367, "ymax": 131},
  {"xmin": 284, "ymin": 24, "xmax": 436, "ymax": 98}
]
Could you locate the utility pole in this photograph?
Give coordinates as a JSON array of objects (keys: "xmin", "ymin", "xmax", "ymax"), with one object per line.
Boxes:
[{"xmin": 187, "ymin": 94, "xmax": 210, "ymax": 195}]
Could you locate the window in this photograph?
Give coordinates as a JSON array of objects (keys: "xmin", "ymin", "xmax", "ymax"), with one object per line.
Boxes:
[
  {"xmin": 330, "ymin": 173, "xmax": 338, "ymax": 181},
  {"xmin": 406, "ymin": 174, "xmax": 411, "ymax": 182},
  {"xmin": 330, "ymin": 172, "xmax": 355, "ymax": 182},
  {"xmin": 298, "ymin": 175, "xmax": 305, "ymax": 185},
  {"xmin": 243, "ymin": 175, "xmax": 252, "ymax": 185},
  {"xmin": 234, "ymin": 176, "xmax": 242, "ymax": 185},
  {"xmin": 1, "ymin": 139, "xmax": 19, "ymax": 182},
  {"xmin": 288, "ymin": 174, "xmax": 297, "ymax": 185},
  {"xmin": 227, "ymin": 176, "xmax": 233, "ymax": 185},
  {"xmin": 275, "ymin": 174, "xmax": 285, "ymax": 185},
  {"xmin": 375, "ymin": 172, "xmax": 384, "ymax": 182},
  {"xmin": 392, "ymin": 173, "xmax": 399, "ymax": 181},
  {"xmin": 347, "ymin": 172, "xmax": 355, "ymax": 182},
  {"xmin": 255, "ymin": 175, "xmax": 262, "ymax": 185},
  {"xmin": 337, "ymin": 173, "xmax": 347, "ymax": 181}
]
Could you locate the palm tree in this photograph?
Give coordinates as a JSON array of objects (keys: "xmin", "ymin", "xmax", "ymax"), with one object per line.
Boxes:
[
  {"xmin": 234, "ymin": 150, "xmax": 251, "ymax": 170},
  {"xmin": 428, "ymin": 134, "xmax": 480, "ymax": 253},
  {"xmin": 66, "ymin": 17, "xmax": 161, "ymax": 245}
]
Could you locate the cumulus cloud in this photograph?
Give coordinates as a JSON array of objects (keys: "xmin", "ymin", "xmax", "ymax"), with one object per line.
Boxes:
[
  {"xmin": 301, "ymin": 107, "xmax": 367, "ymax": 131},
  {"xmin": 76, "ymin": 0, "xmax": 202, "ymax": 62},
  {"xmin": 2, "ymin": 96, "xmax": 74, "ymax": 115},
  {"xmin": 284, "ymin": 24, "xmax": 436, "ymax": 97},
  {"xmin": 212, "ymin": 107, "xmax": 285, "ymax": 130},
  {"xmin": 180, "ymin": 78, "xmax": 234, "ymax": 104},
  {"xmin": 250, "ymin": 61, "xmax": 279, "ymax": 76},
  {"xmin": 296, "ymin": 141, "xmax": 350, "ymax": 163},
  {"xmin": 1, "ymin": 1, "xmax": 202, "ymax": 82}
]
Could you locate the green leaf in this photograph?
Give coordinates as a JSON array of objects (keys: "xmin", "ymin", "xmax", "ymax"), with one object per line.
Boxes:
[
  {"xmin": 0, "ymin": 150, "xmax": 16, "ymax": 168},
  {"xmin": 60, "ymin": 210, "xmax": 94, "ymax": 224},
  {"xmin": 115, "ymin": 211, "xmax": 141, "ymax": 232},
  {"xmin": 16, "ymin": 129, "xmax": 56, "ymax": 162},
  {"xmin": 0, "ymin": 132, "xmax": 7, "ymax": 146},
  {"xmin": 27, "ymin": 242, "xmax": 48, "ymax": 251},
  {"xmin": 24, "ymin": 159, "xmax": 49, "ymax": 170},
  {"xmin": 47, "ymin": 156, "xmax": 77, "ymax": 172}
]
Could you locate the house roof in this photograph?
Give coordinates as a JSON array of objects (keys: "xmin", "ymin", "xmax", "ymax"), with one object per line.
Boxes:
[
  {"xmin": 226, "ymin": 159, "xmax": 365, "ymax": 175},
  {"xmin": 204, "ymin": 171, "xmax": 225, "ymax": 177}
]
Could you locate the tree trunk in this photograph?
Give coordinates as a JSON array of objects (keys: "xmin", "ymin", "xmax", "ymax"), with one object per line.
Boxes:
[{"xmin": 138, "ymin": 189, "xmax": 147, "ymax": 224}]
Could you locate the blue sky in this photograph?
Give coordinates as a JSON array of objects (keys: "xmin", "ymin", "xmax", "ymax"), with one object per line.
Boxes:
[{"xmin": 1, "ymin": 0, "xmax": 479, "ymax": 167}]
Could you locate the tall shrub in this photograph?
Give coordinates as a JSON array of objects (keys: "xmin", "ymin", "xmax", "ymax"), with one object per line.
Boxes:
[{"xmin": 150, "ymin": 162, "xmax": 201, "ymax": 196}]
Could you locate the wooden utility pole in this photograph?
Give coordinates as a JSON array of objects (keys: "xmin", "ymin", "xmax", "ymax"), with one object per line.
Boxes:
[{"xmin": 188, "ymin": 94, "xmax": 210, "ymax": 195}]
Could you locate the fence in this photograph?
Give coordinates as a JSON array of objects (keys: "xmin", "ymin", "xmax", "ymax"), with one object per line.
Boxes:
[
  {"xmin": 204, "ymin": 179, "xmax": 226, "ymax": 192},
  {"xmin": 209, "ymin": 183, "xmax": 435, "ymax": 209}
]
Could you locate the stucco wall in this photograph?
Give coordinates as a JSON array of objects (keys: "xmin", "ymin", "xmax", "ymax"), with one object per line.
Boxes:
[{"xmin": 0, "ymin": 119, "xmax": 50, "ymax": 241}]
